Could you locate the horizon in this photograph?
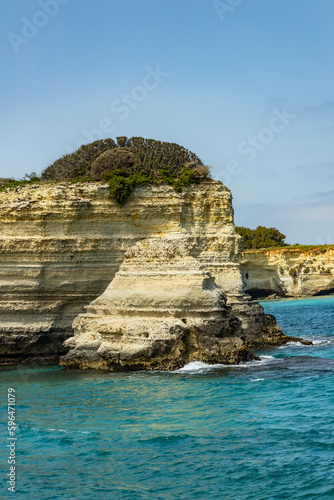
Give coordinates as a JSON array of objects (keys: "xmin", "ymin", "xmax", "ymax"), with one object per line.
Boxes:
[{"xmin": 2, "ymin": 0, "xmax": 334, "ymax": 244}]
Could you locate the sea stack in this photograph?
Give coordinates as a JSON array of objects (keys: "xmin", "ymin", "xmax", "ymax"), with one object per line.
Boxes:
[{"xmin": 60, "ymin": 235, "xmax": 252, "ymax": 370}]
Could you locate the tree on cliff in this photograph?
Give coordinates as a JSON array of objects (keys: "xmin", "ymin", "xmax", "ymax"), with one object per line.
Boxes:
[
  {"xmin": 236, "ymin": 226, "xmax": 287, "ymax": 249},
  {"xmin": 41, "ymin": 137, "xmax": 204, "ymax": 181},
  {"xmin": 41, "ymin": 137, "xmax": 211, "ymax": 205}
]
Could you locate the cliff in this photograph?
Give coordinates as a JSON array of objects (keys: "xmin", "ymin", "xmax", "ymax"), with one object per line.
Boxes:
[
  {"xmin": 0, "ymin": 180, "xmax": 289, "ymax": 368},
  {"xmin": 241, "ymin": 248, "xmax": 334, "ymax": 298}
]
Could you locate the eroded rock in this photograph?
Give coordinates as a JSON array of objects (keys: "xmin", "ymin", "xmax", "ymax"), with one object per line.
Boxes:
[
  {"xmin": 0, "ymin": 181, "xmax": 288, "ymax": 365},
  {"xmin": 60, "ymin": 236, "xmax": 256, "ymax": 370}
]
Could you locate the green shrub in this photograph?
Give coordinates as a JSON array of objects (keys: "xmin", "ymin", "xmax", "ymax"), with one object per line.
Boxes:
[
  {"xmin": 236, "ymin": 226, "xmax": 287, "ymax": 249},
  {"xmin": 108, "ymin": 172, "xmax": 153, "ymax": 206},
  {"xmin": 106, "ymin": 166, "xmax": 203, "ymax": 206},
  {"xmin": 108, "ymin": 176, "xmax": 133, "ymax": 206},
  {"xmin": 159, "ymin": 164, "xmax": 176, "ymax": 185},
  {"xmin": 0, "ymin": 177, "xmax": 41, "ymax": 192},
  {"xmin": 173, "ymin": 168, "xmax": 198, "ymax": 192}
]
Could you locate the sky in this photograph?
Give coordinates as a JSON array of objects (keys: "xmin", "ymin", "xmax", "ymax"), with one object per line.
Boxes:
[{"xmin": 1, "ymin": 0, "xmax": 334, "ymax": 244}]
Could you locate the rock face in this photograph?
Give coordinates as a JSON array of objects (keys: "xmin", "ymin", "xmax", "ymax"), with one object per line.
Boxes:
[
  {"xmin": 60, "ymin": 235, "xmax": 253, "ymax": 370},
  {"xmin": 241, "ymin": 248, "xmax": 334, "ymax": 298},
  {"xmin": 0, "ymin": 180, "xmax": 283, "ymax": 366}
]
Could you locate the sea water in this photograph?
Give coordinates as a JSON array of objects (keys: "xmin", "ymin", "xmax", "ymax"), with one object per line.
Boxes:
[{"xmin": 1, "ymin": 296, "xmax": 334, "ymax": 499}]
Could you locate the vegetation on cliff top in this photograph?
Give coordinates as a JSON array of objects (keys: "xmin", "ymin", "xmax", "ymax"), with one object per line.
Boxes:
[
  {"xmin": 236, "ymin": 226, "xmax": 333, "ymax": 252},
  {"xmin": 40, "ymin": 137, "xmax": 210, "ymax": 205},
  {"xmin": 0, "ymin": 173, "xmax": 41, "ymax": 192},
  {"xmin": 236, "ymin": 226, "xmax": 287, "ymax": 250},
  {"xmin": 243, "ymin": 244, "xmax": 334, "ymax": 253}
]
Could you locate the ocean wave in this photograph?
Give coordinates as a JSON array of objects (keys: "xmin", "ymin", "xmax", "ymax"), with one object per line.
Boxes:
[
  {"xmin": 278, "ymin": 341, "xmax": 303, "ymax": 349},
  {"xmin": 312, "ymin": 339, "xmax": 334, "ymax": 345},
  {"xmin": 174, "ymin": 356, "xmax": 277, "ymax": 373},
  {"xmin": 174, "ymin": 361, "xmax": 226, "ymax": 373},
  {"xmin": 246, "ymin": 355, "xmax": 277, "ymax": 366}
]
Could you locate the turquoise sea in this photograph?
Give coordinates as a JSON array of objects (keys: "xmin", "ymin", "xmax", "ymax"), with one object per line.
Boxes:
[{"xmin": 1, "ymin": 296, "xmax": 334, "ymax": 499}]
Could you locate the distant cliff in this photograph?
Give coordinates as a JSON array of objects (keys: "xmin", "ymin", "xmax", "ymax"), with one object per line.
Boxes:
[
  {"xmin": 0, "ymin": 181, "xmax": 296, "ymax": 368},
  {"xmin": 241, "ymin": 247, "xmax": 334, "ymax": 298}
]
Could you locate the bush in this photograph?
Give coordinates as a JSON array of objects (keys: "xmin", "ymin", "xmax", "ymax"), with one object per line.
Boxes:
[
  {"xmin": 173, "ymin": 168, "xmax": 199, "ymax": 192},
  {"xmin": 195, "ymin": 165, "xmax": 211, "ymax": 178},
  {"xmin": 108, "ymin": 172, "xmax": 153, "ymax": 206},
  {"xmin": 159, "ymin": 164, "xmax": 177, "ymax": 185},
  {"xmin": 40, "ymin": 137, "xmax": 210, "ymax": 205},
  {"xmin": 41, "ymin": 137, "xmax": 203, "ymax": 182},
  {"xmin": 236, "ymin": 226, "xmax": 287, "ymax": 249},
  {"xmin": 89, "ymin": 147, "xmax": 136, "ymax": 180},
  {"xmin": 0, "ymin": 176, "xmax": 41, "ymax": 192},
  {"xmin": 41, "ymin": 139, "xmax": 117, "ymax": 180},
  {"xmin": 108, "ymin": 176, "xmax": 133, "ymax": 206}
]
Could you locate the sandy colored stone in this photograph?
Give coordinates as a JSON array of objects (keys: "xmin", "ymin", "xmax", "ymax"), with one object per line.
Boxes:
[
  {"xmin": 241, "ymin": 248, "xmax": 334, "ymax": 298},
  {"xmin": 0, "ymin": 181, "xmax": 283, "ymax": 365},
  {"xmin": 60, "ymin": 235, "xmax": 254, "ymax": 370}
]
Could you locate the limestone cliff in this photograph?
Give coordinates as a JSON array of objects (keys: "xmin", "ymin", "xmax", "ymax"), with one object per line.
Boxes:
[
  {"xmin": 0, "ymin": 180, "xmax": 285, "ymax": 367},
  {"xmin": 241, "ymin": 248, "xmax": 334, "ymax": 298},
  {"xmin": 60, "ymin": 235, "xmax": 254, "ymax": 370}
]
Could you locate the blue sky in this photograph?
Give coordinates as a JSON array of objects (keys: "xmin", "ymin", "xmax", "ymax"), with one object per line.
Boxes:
[{"xmin": 2, "ymin": 0, "xmax": 334, "ymax": 243}]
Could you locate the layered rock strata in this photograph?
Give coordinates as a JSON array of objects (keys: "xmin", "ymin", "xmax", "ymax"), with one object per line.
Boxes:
[
  {"xmin": 0, "ymin": 180, "xmax": 284, "ymax": 366},
  {"xmin": 60, "ymin": 236, "xmax": 254, "ymax": 370},
  {"xmin": 241, "ymin": 248, "xmax": 334, "ymax": 298}
]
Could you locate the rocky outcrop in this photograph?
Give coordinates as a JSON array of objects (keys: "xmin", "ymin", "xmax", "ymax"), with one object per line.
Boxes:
[
  {"xmin": 241, "ymin": 248, "xmax": 334, "ymax": 298},
  {"xmin": 60, "ymin": 235, "xmax": 254, "ymax": 370},
  {"xmin": 0, "ymin": 180, "xmax": 285, "ymax": 367}
]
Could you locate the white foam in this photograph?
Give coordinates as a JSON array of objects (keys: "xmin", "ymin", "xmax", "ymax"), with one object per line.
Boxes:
[
  {"xmin": 248, "ymin": 355, "xmax": 276, "ymax": 366},
  {"xmin": 175, "ymin": 361, "xmax": 226, "ymax": 373},
  {"xmin": 250, "ymin": 378, "xmax": 265, "ymax": 382},
  {"xmin": 174, "ymin": 356, "xmax": 277, "ymax": 373},
  {"xmin": 278, "ymin": 341, "xmax": 303, "ymax": 349},
  {"xmin": 45, "ymin": 428, "xmax": 92, "ymax": 435},
  {"xmin": 312, "ymin": 339, "xmax": 333, "ymax": 345}
]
